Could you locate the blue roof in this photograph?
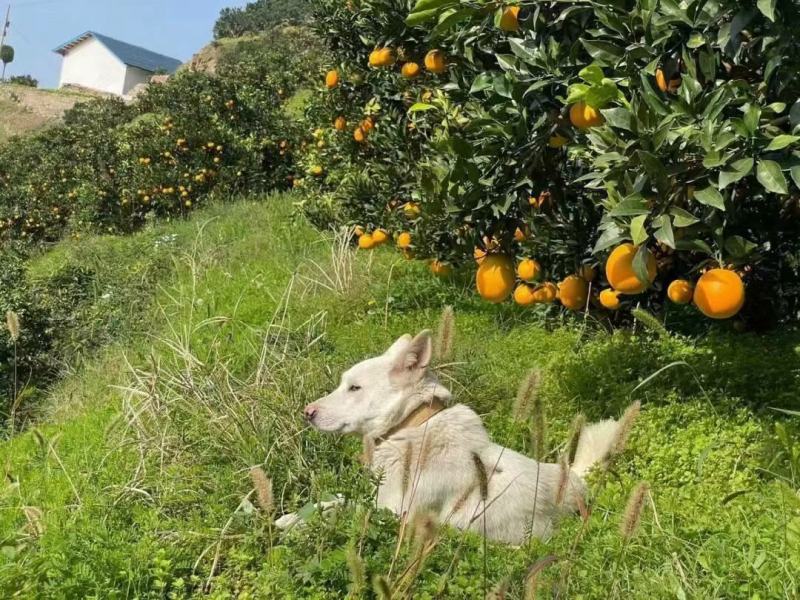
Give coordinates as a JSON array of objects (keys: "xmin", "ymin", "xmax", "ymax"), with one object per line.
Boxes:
[{"xmin": 54, "ymin": 31, "xmax": 182, "ymax": 74}]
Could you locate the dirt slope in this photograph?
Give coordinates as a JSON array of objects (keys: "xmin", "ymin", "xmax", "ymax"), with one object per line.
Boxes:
[{"xmin": 0, "ymin": 84, "xmax": 98, "ymax": 143}]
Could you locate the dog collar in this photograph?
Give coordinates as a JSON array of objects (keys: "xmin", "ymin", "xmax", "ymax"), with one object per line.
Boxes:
[{"xmin": 374, "ymin": 397, "xmax": 447, "ymax": 447}]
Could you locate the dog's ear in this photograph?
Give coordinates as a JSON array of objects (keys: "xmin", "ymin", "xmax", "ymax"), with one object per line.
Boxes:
[
  {"xmin": 385, "ymin": 333, "xmax": 413, "ymax": 357},
  {"xmin": 391, "ymin": 330, "xmax": 432, "ymax": 383}
]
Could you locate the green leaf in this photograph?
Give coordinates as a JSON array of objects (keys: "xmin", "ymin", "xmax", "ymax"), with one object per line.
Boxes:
[
  {"xmin": 756, "ymin": 160, "xmax": 789, "ymax": 194},
  {"xmin": 470, "ymin": 73, "xmax": 493, "ymax": 94},
  {"xmin": 791, "ymin": 166, "xmax": 800, "ymax": 190},
  {"xmin": 765, "ymin": 135, "xmax": 800, "ymax": 151},
  {"xmin": 694, "ymin": 186, "xmax": 726, "ymax": 210},
  {"xmin": 632, "ymin": 244, "xmax": 652, "ymax": 286},
  {"xmin": 410, "ymin": 0, "xmax": 453, "ymax": 12},
  {"xmin": 584, "ymin": 81, "xmax": 619, "ymax": 108},
  {"xmin": 724, "ymin": 235, "xmax": 757, "ymax": 258},
  {"xmin": 653, "ymin": 215, "xmax": 675, "ymax": 249},
  {"xmin": 719, "ymin": 157, "xmax": 754, "ymax": 189},
  {"xmin": 743, "ymin": 105, "xmax": 761, "ymax": 135},
  {"xmin": 757, "ymin": 0, "xmax": 777, "ymax": 21},
  {"xmin": 609, "ymin": 194, "xmax": 649, "ymax": 216},
  {"xmin": 408, "ymin": 103, "xmax": 436, "ymax": 112},
  {"xmin": 496, "ymin": 54, "xmax": 518, "ymax": 72},
  {"xmin": 405, "ymin": 8, "xmax": 441, "ymax": 26},
  {"xmin": 670, "ymin": 207, "xmax": 700, "ymax": 227},
  {"xmin": 593, "ymin": 224, "xmax": 626, "ymax": 252},
  {"xmin": 601, "ymin": 107, "xmax": 632, "ymax": 131},
  {"xmin": 508, "ymin": 38, "xmax": 536, "ymax": 63},
  {"xmin": 580, "ymin": 40, "xmax": 624, "ymax": 64},
  {"xmin": 687, "ymin": 32, "xmax": 706, "ymax": 48},
  {"xmin": 565, "ymin": 83, "xmax": 590, "ymax": 104},
  {"xmin": 579, "ymin": 64, "xmax": 605, "ymax": 84},
  {"xmin": 630, "ymin": 214, "xmax": 648, "ymax": 246}
]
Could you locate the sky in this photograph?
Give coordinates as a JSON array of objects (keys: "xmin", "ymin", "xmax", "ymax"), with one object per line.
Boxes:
[{"xmin": 2, "ymin": 0, "xmax": 248, "ymax": 88}]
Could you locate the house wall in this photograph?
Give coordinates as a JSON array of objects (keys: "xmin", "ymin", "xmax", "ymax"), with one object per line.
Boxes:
[
  {"xmin": 58, "ymin": 37, "xmax": 127, "ymax": 95},
  {"xmin": 122, "ymin": 65, "xmax": 153, "ymax": 97}
]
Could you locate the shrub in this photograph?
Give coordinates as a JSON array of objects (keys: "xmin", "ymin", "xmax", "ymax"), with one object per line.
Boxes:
[
  {"xmin": 301, "ymin": 0, "xmax": 800, "ymax": 326},
  {"xmin": 7, "ymin": 75, "xmax": 37, "ymax": 88},
  {"xmin": 214, "ymin": 0, "xmax": 311, "ymax": 38}
]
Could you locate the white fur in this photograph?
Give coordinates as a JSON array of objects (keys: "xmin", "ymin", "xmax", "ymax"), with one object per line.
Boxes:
[{"xmin": 300, "ymin": 331, "xmax": 621, "ymax": 544}]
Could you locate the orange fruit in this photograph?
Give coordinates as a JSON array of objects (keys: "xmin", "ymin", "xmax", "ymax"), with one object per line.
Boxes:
[
  {"xmin": 476, "ymin": 255, "xmax": 515, "ymax": 303},
  {"xmin": 401, "ymin": 62, "xmax": 421, "ymax": 78},
  {"xmin": 372, "ymin": 229, "xmax": 389, "ymax": 245},
  {"xmin": 605, "ymin": 243, "xmax": 657, "ymax": 294},
  {"xmin": 358, "ymin": 234, "xmax": 375, "ymax": 250},
  {"xmin": 354, "ymin": 127, "xmax": 366, "ymax": 143},
  {"xmin": 334, "ymin": 116, "xmax": 347, "ymax": 131},
  {"xmin": 667, "ymin": 279, "xmax": 694, "ymax": 305},
  {"xmin": 579, "ymin": 264, "xmax": 597, "ymax": 282},
  {"xmin": 534, "ymin": 282, "xmax": 558, "ymax": 303},
  {"xmin": 569, "ymin": 101, "xmax": 604, "ymax": 129},
  {"xmin": 655, "ymin": 68, "xmax": 681, "ymax": 93},
  {"xmin": 424, "ymin": 50, "xmax": 447, "ymax": 74},
  {"xmin": 498, "ymin": 6, "xmax": 520, "ymax": 32},
  {"xmin": 474, "ymin": 246, "xmax": 488, "ymax": 264},
  {"xmin": 403, "ymin": 202, "xmax": 421, "ymax": 218},
  {"xmin": 514, "ymin": 226, "xmax": 528, "ymax": 242},
  {"xmin": 558, "ymin": 275, "xmax": 589, "ymax": 311},
  {"xmin": 548, "ymin": 134, "xmax": 568, "ymax": 148},
  {"xmin": 513, "ymin": 284, "xmax": 537, "ymax": 306},
  {"xmin": 361, "ymin": 117, "xmax": 374, "ymax": 132},
  {"xmin": 396, "ymin": 231, "xmax": 412, "ymax": 249},
  {"xmin": 430, "ymin": 260, "xmax": 453, "ymax": 277},
  {"xmin": 693, "ymin": 269, "xmax": 745, "ymax": 319},
  {"xmin": 370, "ymin": 47, "xmax": 395, "ymax": 67},
  {"xmin": 325, "ymin": 70, "xmax": 339, "ymax": 89},
  {"xmin": 517, "ymin": 258, "xmax": 541, "ymax": 282},
  {"xmin": 599, "ymin": 288, "xmax": 621, "ymax": 310}
]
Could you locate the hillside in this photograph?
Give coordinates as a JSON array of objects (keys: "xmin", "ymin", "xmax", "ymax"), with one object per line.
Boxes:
[
  {"xmin": 0, "ymin": 84, "xmax": 98, "ymax": 143},
  {"xmin": 0, "ymin": 195, "xmax": 797, "ymax": 597}
]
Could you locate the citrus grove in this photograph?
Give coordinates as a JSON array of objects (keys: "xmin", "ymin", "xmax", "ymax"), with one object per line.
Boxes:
[{"xmin": 298, "ymin": 0, "xmax": 800, "ymax": 327}]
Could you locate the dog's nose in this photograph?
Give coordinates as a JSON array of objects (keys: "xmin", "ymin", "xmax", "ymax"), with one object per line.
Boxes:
[{"xmin": 304, "ymin": 404, "xmax": 318, "ymax": 421}]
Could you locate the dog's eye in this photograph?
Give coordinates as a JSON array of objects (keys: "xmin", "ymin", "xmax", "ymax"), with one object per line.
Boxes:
[{"xmin": 348, "ymin": 385, "xmax": 361, "ymax": 392}]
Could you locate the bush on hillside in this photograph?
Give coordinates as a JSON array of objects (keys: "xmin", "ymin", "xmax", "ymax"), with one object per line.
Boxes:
[
  {"xmin": 214, "ymin": 0, "xmax": 311, "ymax": 38},
  {"xmin": 300, "ymin": 0, "xmax": 800, "ymax": 326},
  {"xmin": 7, "ymin": 75, "xmax": 37, "ymax": 88}
]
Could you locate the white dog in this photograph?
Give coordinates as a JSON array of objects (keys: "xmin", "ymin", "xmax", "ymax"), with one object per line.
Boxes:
[{"xmin": 298, "ymin": 330, "xmax": 622, "ymax": 544}]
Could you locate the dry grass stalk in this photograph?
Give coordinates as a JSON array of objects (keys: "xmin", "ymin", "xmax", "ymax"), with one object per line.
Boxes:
[
  {"xmin": 5, "ymin": 310, "xmax": 20, "ymax": 341},
  {"xmin": 22, "ymin": 506, "xmax": 44, "ymax": 537},
  {"xmin": 610, "ymin": 400, "xmax": 641, "ymax": 457},
  {"xmin": 471, "ymin": 453, "xmax": 489, "ymax": 502},
  {"xmin": 400, "ymin": 441, "xmax": 413, "ymax": 504},
  {"xmin": 523, "ymin": 555, "xmax": 559, "ymax": 600},
  {"xmin": 434, "ymin": 305, "xmax": 455, "ymax": 362},
  {"xmin": 346, "ymin": 543, "xmax": 366, "ymax": 595},
  {"xmin": 513, "ymin": 367, "xmax": 541, "ymax": 419},
  {"xmin": 620, "ymin": 481, "xmax": 650, "ymax": 541},
  {"xmin": 249, "ymin": 466, "xmax": 273, "ymax": 514},
  {"xmin": 554, "ymin": 453, "xmax": 569, "ymax": 506},
  {"xmin": 373, "ymin": 574, "xmax": 393, "ymax": 599},
  {"xmin": 566, "ymin": 413, "xmax": 586, "ymax": 466},
  {"xmin": 360, "ymin": 434, "xmax": 375, "ymax": 466},
  {"xmin": 486, "ymin": 577, "xmax": 509, "ymax": 600}
]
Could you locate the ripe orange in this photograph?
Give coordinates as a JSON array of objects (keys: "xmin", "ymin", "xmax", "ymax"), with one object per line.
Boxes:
[
  {"xmin": 599, "ymin": 288, "xmax": 621, "ymax": 310},
  {"xmin": 498, "ymin": 6, "xmax": 520, "ymax": 32},
  {"xmin": 569, "ymin": 101, "xmax": 604, "ymax": 129},
  {"xmin": 558, "ymin": 275, "xmax": 589, "ymax": 311},
  {"xmin": 667, "ymin": 279, "xmax": 694, "ymax": 305},
  {"xmin": 476, "ymin": 255, "xmax": 515, "ymax": 303},
  {"xmin": 474, "ymin": 246, "xmax": 488, "ymax": 264},
  {"xmin": 403, "ymin": 202, "xmax": 421, "ymax": 218},
  {"xmin": 325, "ymin": 70, "xmax": 339, "ymax": 89},
  {"xmin": 513, "ymin": 283, "xmax": 537, "ymax": 306},
  {"xmin": 372, "ymin": 229, "xmax": 389, "ymax": 244},
  {"xmin": 397, "ymin": 231, "xmax": 412, "ymax": 249},
  {"xmin": 401, "ymin": 62, "xmax": 421, "ymax": 78},
  {"xmin": 535, "ymin": 282, "xmax": 558, "ymax": 303},
  {"xmin": 605, "ymin": 243, "xmax": 657, "ymax": 294},
  {"xmin": 358, "ymin": 233, "xmax": 375, "ymax": 250},
  {"xmin": 514, "ymin": 226, "xmax": 528, "ymax": 242},
  {"xmin": 334, "ymin": 116, "xmax": 347, "ymax": 131},
  {"xmin": 369, "ymin": 47, "xmax": 395, "ymax": 67},
  {"xmin": 424, "ymin": 50, "xmax": 447, "ymax": 74},
  {"xmin": 354, "ymin": 127, "xmax": 366, "ymax": 143},
  {"xmin": 579, "ymin": 264, "xmax": 597, "ymax": 282},
  {"xmin": 361, "ymin": 117, "xmax": 374, "ymax": 132},
  {"xmin": 693, "ymin": 269, "xmax": 745, "ymax": 319},
  {"xmin": 517, "ymin": 258, "xmax": 541, "ymax": 282},
  {"xmin": 430, "ymin": 260, "xmax": 453, "ymax": 277},
  {"xmin": 655, "ymin": 68, "xmax": 681, "ymax": 93},
  {"xmin": 548, "ymin": 134, "xmax": 568, "ymax": 148}
]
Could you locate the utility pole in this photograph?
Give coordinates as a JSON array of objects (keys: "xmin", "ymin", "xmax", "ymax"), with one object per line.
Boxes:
[{"xmin": 0, "ymin": 4, "xmax": 10, "ymax": 82}]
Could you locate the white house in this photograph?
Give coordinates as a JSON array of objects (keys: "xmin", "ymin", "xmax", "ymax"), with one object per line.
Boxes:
[{"xmin": 53, "ymin": 31, "xmax": 182, "ymax": 97}]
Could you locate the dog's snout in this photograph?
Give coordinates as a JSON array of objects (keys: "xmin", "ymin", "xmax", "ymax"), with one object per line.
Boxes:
[{"xmin": 304, "ymin": 403, "xmax": 318, "ymax": 421}]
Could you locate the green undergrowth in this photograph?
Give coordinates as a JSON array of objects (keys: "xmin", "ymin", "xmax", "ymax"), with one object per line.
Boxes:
[{"xmin": 0, "ymin": 194, "xmax": 798, "ymax": 598}]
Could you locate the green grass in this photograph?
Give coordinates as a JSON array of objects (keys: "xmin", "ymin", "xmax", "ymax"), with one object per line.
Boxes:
[{"xmin": 1, "ymin": 194, "xmax": 798, "ymax": 598}]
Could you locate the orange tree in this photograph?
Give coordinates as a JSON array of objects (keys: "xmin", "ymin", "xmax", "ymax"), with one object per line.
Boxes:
[{"xmin": 302, "ymin": 0, "xmax": 800, "ymax": 325}]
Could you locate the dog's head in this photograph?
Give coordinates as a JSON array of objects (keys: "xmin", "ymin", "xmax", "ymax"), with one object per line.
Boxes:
[{"xmin": 304, "ymin": 330, "xmax": 449, "ymax": 435}]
